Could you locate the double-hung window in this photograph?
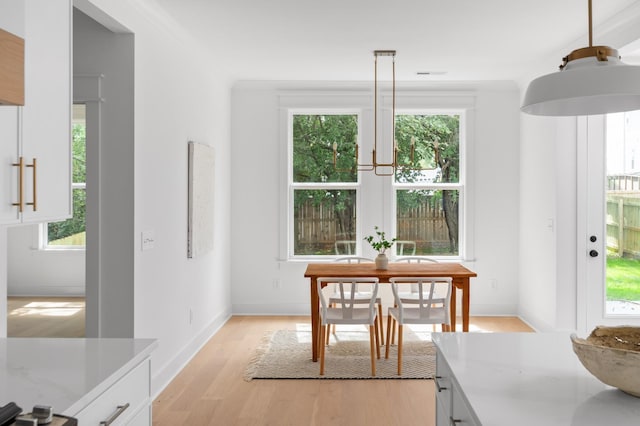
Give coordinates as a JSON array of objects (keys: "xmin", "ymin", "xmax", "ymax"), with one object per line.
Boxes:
[
  {"xmin": 393, "ymin": 111, "xmax": 465, "ymax": 258},
  {"xmin": 289, "ymin": 110, "xmax": 360, "ymax": 257},
  {"xmin": 286, "ymin": 99, "xmax": 470, "ymax": 261}
]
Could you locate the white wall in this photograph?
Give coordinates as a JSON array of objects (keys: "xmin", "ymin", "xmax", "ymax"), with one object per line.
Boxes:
[
  {"xmin": 518, "ymin": 115, "xmax": 560, "ymax": 331},
  {"xmin": 7, "ymin": 224, "xmax": 85, "ymax": 295},
  {"xmin": 73, "ymin": 0, "xmax": 232, "ymax": 397},
  {"xmin": 230, "ymin": 81, "xmax": 521, "ymax": 317}
]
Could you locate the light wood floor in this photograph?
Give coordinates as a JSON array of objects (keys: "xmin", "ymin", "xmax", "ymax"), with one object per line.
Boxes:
[
  {"xmin": 7, "ymin": 296, "xmax": 85, "ymax": 337},
  {"xmin": 152, "ymin": 315, "xmax": 534, "ymax": 426}
]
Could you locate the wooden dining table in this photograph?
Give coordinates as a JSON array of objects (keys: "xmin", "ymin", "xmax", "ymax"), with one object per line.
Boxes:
[{"xmin": 304, "ymin": 262, "xmax": 477, "ymax": 362}]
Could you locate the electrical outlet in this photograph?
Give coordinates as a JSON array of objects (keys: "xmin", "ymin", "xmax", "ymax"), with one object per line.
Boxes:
[
  {"xmin": 189, "ymin": 308, "xmax": 193, "ymax": 325},
  {"xmin": 272, "ymin": 279, "xmax": 280, "ymax": 289},
  {"xmin": 490, "ymin": 279, "xmax": 498, "ymax": 290}
]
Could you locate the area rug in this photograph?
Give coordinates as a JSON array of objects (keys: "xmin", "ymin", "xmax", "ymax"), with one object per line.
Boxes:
[{"xmin": 244, "ymin": 326, "xmax": 436, "ymax": 380}]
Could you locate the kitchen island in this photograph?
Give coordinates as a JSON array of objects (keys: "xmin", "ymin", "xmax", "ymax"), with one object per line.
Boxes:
[
  {"xmin": 432, "ymin": 332, "xmax": 640, "ymax": 425},
  {"xmin": 0, "ymin": 338, "xmax": 157, "ymax": 424}
]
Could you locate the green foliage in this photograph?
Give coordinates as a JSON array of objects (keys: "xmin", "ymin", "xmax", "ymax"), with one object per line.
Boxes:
[
  {"xmin": 395, "ymin": 115, "xmax": 460, "ymax": 253},
  {"xmin": 47, "ymin": 123, "xmax": 86, "ymax": 244},
  {"xmin": 394, "ymin": 114, "xmax": 459, "ymax": 183},
  {"xmin": 364, "ymin": 226, "xmax": 396, "ymax": 254},
  {"xmin": 292, "ymin": 114, "xmax": 357, "ymax": 183},
  {"xmin": 72, "ymin": 123, "xmax": 86, "ymax": 183}
]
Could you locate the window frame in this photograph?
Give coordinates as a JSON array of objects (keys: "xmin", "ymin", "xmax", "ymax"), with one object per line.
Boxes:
[
  {"xmin": 287, "ymin": 108, "xmax": 363, "ymax": 260},
  {"xmin": 279, "ymin": 90, "xmax": 475, "ymax": 263},
  {"xmin": 391, "ymin": 108, "xmax": 468, "ymax": 261},
  {"xmin": 40, "ymin": 103, "xmax": 87, "ymax": 251}
]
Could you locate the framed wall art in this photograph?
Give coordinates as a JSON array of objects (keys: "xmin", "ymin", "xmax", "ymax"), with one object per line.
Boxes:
[{"xmin": 187, "ymin": 141, "xmax": 215, "ymax": 258}]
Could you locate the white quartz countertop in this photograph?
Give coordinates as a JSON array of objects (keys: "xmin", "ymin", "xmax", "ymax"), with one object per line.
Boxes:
[
  {"xmin": 0, "ymin": 338, "xmax": 157, "ymax": 417},
  {"xmin": 432, "ymin": 332, "xmax": 640, "ymax": 426}
]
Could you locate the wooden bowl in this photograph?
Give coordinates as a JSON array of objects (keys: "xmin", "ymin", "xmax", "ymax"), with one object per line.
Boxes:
[{"xmin": 571, "ymin": 326, "xmax": 640, "ymax": 398}]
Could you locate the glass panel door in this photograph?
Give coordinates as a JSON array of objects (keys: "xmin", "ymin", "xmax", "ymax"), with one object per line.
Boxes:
[{"xmin": 582, "ymin": 114, "xmax": 640, "ymax": 333}]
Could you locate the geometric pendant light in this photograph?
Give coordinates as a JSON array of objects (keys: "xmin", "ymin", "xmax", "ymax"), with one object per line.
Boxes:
[{"xmin": 521, "ymin": 0, "xmax": 640, "ymax": 116}]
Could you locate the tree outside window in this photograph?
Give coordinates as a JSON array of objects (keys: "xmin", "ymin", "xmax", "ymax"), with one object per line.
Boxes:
[
  {"xmin": 291, "ymin": 113, "xmax": 358, "ymax": 256},
  {"xmin": 288, "ymin": 109, "xmax": 464, "ymax": 259},
  {"xmin": 45, "ymin": 104, "xmax": 86, "ymax": 248},
  {"xmin": 395, "ymin": 114, "xmax": 461, "ymax": 256}
]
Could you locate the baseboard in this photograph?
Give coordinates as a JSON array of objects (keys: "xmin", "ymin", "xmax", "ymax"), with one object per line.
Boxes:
[
  {"xmin": 150, "ymin": 308, "xmax": 232, "ymax": 399},
  {"xmin": 7, "ymin": 285, "xmax": 85, "ymax": 297},
  {"xmin": 232, "ymin": 302, "xmax": 309, "ymax": 315}
]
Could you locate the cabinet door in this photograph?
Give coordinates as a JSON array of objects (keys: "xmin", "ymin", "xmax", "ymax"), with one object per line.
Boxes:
[
  {"xmin": 0, "ymin": 108, "xmax": 20, "ymax": 224},
  {"xmin": 20, "ymin": 0, "xmax": 71, "ymax": 223},
  {"xmin": 451, "ymin": 383, "xmax": 480, "ymax": 426}
]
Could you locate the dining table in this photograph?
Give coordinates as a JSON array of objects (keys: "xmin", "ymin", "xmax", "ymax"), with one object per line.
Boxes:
[{"xmin": 304, "ymin": 261, "xmax": 477, "ymax": 362}]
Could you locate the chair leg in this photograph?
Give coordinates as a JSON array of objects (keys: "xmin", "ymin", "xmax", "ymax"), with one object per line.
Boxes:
[
  {"xmin": 369, "ymin": 325, "xmax": 376, "ymax": 376},
  {"xmin": 397, "ymin": 324, "xmax": 404, "ymax": 376},
  {"xmin": 377, "ymin": 303, "xmax": 384, "ymax": 345},
  {"xmin": 385, "ymin": 314, "xmax": 393, "ymax": 359},
  {"xmin": 391, "ymin": 317, "xmax": 396, "ymax": 345},
  {"xmin": 319, "ymin": 325, "xmax": 326, "ymax": 375},
  {"xmin": 374, "ymin": 319, "xmax": 381, "ymax": 359},
  {"xmin": 329, "ymin": 303, "xmax": 335, "ymax": 341}
]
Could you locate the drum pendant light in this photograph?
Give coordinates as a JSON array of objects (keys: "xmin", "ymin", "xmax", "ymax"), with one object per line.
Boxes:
[{"xmin": 521, "ymin": 0, "xmax": 640, "ymax": 116}]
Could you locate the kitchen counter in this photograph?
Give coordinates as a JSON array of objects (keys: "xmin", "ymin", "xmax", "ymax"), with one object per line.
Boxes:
[
  {"xmin": 432, "ymin": 332, "xmax": 640, "ymax": 425},
  {"xmin": 0, "ymin": 338, "xmax": 157, "ymax": 418}
]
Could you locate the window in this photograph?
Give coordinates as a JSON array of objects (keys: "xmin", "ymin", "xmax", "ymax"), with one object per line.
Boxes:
[
  {"xmin": 393, "ymin": 113, "xmax": 463, "ymax": 257},
  {"xmin": 286, "ymin": 102, "xmax": 469, "ymax": 260},
  {"xmin": 290, "ymin": 111, "xmax": 359, "ymax": 257},
  {"xmin": 42, "ymin": 104, "xmax": 86, "ymax": 249}
]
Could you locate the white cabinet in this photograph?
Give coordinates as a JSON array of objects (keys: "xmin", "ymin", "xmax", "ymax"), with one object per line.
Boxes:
[
  {"xmin": 74, "ymin": 358, "xmax": 152, "ymax": 425},
  {"xmin": 0, "ymin": 0, "xmax": 71, "ymax": 225},
  {"xmin": 435, "ymin": 350, "xmax": 479, "ymax": 426},
  {"xmin": 1, "ymin": 338, "xmax": 157, "ymax": 426}
]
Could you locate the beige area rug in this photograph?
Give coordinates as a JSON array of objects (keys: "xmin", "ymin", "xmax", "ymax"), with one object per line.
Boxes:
[{"xmin": 244, "ymin": 325, "xmax": 436, "ymax": 380}]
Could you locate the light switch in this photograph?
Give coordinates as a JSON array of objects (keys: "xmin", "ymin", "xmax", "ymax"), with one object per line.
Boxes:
[{"xmin": 142, "ymin": 230, "xmax": 155, "ymax": 251}]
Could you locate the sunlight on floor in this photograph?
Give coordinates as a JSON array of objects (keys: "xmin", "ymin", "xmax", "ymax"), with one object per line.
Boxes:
[
  {"xmin": 9, "ymin": 301, "xmax": 84, "ymax": 317},
  {"xmin": 293, "ymin": 320, "xmax": 492, "ymax": 344}
]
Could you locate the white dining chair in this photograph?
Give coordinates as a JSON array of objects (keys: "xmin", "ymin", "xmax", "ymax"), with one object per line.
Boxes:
[
  {"xmin": 385, "ymin": 276, "xmax": 452, "ymax": 375},
  {"xmin": 317, "ymin": 277, "xmax": 381, "ymax": 376},
  {"xmin": 390, "ymin": 256, "xmax": 440, "ymax": 343},
  {"xmin": 326, "ymin": 256, "xmax": 384, "ymax": 345}
]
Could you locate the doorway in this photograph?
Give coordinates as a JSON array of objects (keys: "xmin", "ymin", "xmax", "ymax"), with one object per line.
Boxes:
[{"xmin": 579, "ymin": 114, "xmax": 640, "ymax": 333}]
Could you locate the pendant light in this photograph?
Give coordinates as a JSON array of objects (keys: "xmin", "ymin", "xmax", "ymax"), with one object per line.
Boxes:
[
  {"xmin": 332, "ymin": 50, "xmax": 418, "ymax": 176},
  {"xmin": 521, "ymin": 0, "xmax": 640, "ymax": 116}
]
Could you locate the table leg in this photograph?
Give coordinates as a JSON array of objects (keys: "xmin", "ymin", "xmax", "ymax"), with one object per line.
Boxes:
[
  {"xmin": 461, "ymin": 278, "xmax": 470, "ymax": 332},
  {"xmin": 451, "ymin": 278, "xmax": 470, "ymax": 332},
  {"xmin": 450, "ymin": 282, "xmax": 457, "ymax": 332},
  {"xmin": 310, "ymin": 277, "xmax": 319, "ymax": 362}
]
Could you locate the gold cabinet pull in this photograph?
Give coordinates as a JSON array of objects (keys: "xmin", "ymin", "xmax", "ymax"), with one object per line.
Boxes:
[
  {"xmin": 11, "ymin": 156, "xmax": 24, "ymax": 212},
  {"xmin": 25, "ymin": 157, "xmax": 36, "ymax": 211}
]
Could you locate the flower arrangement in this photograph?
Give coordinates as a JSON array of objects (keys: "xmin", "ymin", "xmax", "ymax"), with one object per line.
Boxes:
[{"xmin": 364, "ymin": 226, "xmax": 396, "ymax": 254}]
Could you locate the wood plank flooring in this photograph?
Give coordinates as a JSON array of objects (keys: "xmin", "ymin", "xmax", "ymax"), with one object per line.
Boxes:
[
  {"xmin": 152, "ymin": 315, "xmax": 534, "ymax": 426},
  {"xmin": 7, "ymin": 296, "xmax": 85, "ymax": 337}
]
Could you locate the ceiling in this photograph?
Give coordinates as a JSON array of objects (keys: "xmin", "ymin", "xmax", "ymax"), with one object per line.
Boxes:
[{"xmin": 154, "ymin": 0, "xmax": 640, "ymax": 83}]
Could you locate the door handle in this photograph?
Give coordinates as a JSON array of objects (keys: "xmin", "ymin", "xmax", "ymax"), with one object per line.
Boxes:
[{"xmin": 589, "ymin": 250, "xmax": 599, "ymax": 257}]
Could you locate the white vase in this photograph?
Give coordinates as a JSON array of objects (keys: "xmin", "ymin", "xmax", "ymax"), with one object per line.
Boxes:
[{"xmin": 375, "ymin": 253, "xmax": 388, "ymax": 270}]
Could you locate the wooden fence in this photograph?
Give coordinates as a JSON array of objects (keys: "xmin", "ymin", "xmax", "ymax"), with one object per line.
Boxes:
[
  {"xmin": 295, "ymin": 199, "xmax": 451, "ymax": 255},
  {"xmin": 607, "ymin": 193, "xmax": 640, "ymax": 258}
]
